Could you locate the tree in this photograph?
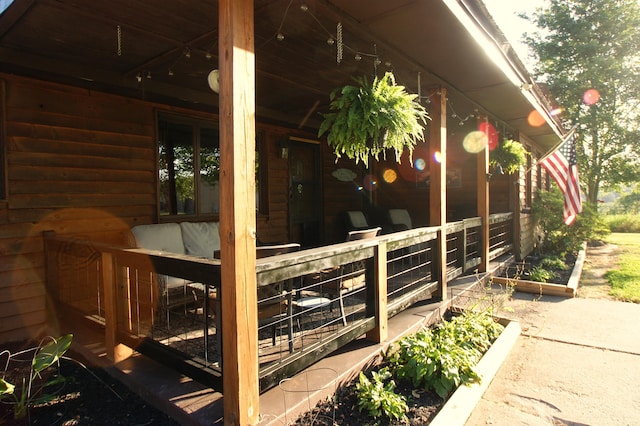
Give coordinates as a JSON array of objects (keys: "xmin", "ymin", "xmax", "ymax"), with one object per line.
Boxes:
[{"xmin": 524, "ymin": 0, "xmax": 640, "ymax": 209}]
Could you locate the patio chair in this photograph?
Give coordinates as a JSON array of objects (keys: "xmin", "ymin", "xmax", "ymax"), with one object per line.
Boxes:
[
  {"xmin": 388, "ymin": 209, "xmax": 413, "ymax": 232},
  {"xmin": 323, "ymin": 227, "xmax": 381, "ymax": 326},
  {"xmin": 209, "ymin": 243, "xmax": 301, "ymax": 351},
  {"xmin": 342, "ymin": 211, "xmax": 371, "ymax": 233}
]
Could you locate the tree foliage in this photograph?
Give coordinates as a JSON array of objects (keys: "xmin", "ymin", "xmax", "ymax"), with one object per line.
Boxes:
[{"xmin": 524, "ymin": 0, "xmax": 640, "ymax": 208}]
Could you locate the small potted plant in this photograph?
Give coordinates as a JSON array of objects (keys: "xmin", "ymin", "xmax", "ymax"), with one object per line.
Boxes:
[
  {"xmin": 318, "ymin": 72, "xmax": 429, "ymax": 166},
  {"xmin": 490, "ymin": 139, "xmax": 528, "ymax": 174}
]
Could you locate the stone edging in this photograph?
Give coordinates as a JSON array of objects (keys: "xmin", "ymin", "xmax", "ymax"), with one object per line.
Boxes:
[{"xmin": 429, "ymin": 319, "xmax": 521, "ymax": 426}]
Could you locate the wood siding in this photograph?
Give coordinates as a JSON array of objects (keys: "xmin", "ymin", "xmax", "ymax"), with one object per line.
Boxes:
[{"xmin": 0, "ymin": 74, "xmax": 293, "ymax": 343}]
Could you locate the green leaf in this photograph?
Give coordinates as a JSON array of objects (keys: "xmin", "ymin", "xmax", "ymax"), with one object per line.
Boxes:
[
  {"xmin": 33, "ymin": 334, "xmax": 73, "ymax": 375},
  {"xmin": 0, "ymin": 378, "xmax": 15, "ymax": 397}
]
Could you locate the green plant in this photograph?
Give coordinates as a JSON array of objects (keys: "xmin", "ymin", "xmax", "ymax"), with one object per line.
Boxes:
[
  {"xmin": 532, "ymin": 188, "xmax": 609, "ymax": 257},
  {"xmin": 490, "ymin": 139, "xmax": 528, "ymax": 174},
  {"xmin": 526, "ymin": 265, "xmax": 556, "ymax": 283},
  {"xmin": 0, "ymin": 334, "xmax": 73, "ymax": 420},
  {"xmin": 539, "ymin": 256, "xmax": 568, "ymax": 271},
  {"xmin": 355, "ymin": 368, "xmax": 409, "ymax": 423},
  {"xmin": 387, "ymin": 310, "xmax": 503, "ymax": 399},
  {"xmin": 603, "ymin": 214, "xmax": 640, "ymax": 233},
  {"xmin": 318, "ymin": 72, "xmax": 429, "ymax": 166}
]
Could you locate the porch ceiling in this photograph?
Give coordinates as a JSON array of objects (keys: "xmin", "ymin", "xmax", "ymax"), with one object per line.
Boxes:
[{"xmin": 0, "ymin": 0, "xmax": 563, "ymax": 151}]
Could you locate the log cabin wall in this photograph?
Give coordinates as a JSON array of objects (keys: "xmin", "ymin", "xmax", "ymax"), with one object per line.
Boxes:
[
  {"xmin": 515, "ymin": 136, "xmax": 538, "ymax": 261},
  {"xmin": 0, "ymin": 75, "xmax": 155, "ymax": 343},
  {"xmin": 0, "ymin": 74, "xmax": 295, "ymax": 344},
  {"xmin": 321, "ymin": 148, "xmax": 365, "ymax": 243}
]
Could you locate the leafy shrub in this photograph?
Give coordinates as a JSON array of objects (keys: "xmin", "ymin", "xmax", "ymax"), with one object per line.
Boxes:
[
  {"xmin": 355, "ymin": 368, "xmax": 408, "ymax": 423},
  {"xmin": 526, "ymin": 266, "xmax": 556, "ymax": 283},
  {"xmin": 387, "ymin": 310, "xmax": 503, "ymax": 399},
  {"xmin": 539, "ymin": 256, "xmax": 568, "ymax": 271},
  {"xmin": 532, "ymin": 188, "xmax": 609, "ymax": 256},
  {"xmin": 603, "ymin": 214, "xmax": 640, "ymax": 233}
]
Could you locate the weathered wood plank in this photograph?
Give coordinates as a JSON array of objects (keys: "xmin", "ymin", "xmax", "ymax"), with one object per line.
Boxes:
[
  {"xmin": 10, "ymin": 180, "xmax": 154, "ymax": 195},
  {"xmin": 8, "ymin": 193, "xmax": 154, "ymax": 209},
  {"xmin": 429, "ymin": 88, "xmax": 447, "ymax": 299},
  {"xmin": 8, "ymin": 151, "xmax": 152, "ymax": 171},
  {"xmin": 492, "ymin": 276, "xmax": 574, "ymax": 297},
  {"xmin": 10, "ymin": 164, "xmax": 153, "ymax": 182},
  {"xmin": 219, "ymin": 0, "xmax": 259, "ymax": 423},
  {"xmin": 9, "ymin": 136, "xmax": 153, "ymax": 160}
]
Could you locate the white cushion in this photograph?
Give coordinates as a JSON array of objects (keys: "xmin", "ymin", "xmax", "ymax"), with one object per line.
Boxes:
[
  {"xmin": 180, "ymin": 221, "xmax": 220, "ymax": 259},
  {"xmin": 131, "ymin": 223, "xmax": 185, "ymax": 255}
]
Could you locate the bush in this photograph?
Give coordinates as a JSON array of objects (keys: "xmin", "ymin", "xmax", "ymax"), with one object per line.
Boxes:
[
  {"xmin": 387, "ymin": 310, "xmax": 503, "ymax": 399},
  {"xmin": 532, "ymin": 188, "xmax": 609, "ymax": 256},
  {"xmin": 526, "ymin": 266, "xmax": 556, "ymax": 283},
  {"xmin": 355, "ymin": 368, "xmax": 408, "ymax": 423},
  {"xmin": 539, "ymin": 256, "xmax": 568, "ymax": 271},
  {"xmin": 603, "ymin": 214, "xmax": 640, "ymax": 233}
]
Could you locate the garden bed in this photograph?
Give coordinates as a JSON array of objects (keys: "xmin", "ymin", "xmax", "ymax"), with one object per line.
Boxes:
[
  {"xmin": 493, "ymin": 244, "xmax": 587, "ymax": 297},
  {"xmin": 0, "ymin": 340, "xmax": 179, "ymax": 425},
  {"xmin": 287, "ymin": 314, "xmax": 521, "ymax": 426}
]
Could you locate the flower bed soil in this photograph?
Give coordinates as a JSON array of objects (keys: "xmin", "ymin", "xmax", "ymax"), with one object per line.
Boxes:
[
  {"xmin": 288, "ymin": 359, "xmax": 445, "ymax": 426},
  {"xmin": 498, "ymin": 253, "xmax": 577, "ymax": 285},
  {"xmin": 0, "ymin": 343, "xmax": 179, "ymax": 426}
]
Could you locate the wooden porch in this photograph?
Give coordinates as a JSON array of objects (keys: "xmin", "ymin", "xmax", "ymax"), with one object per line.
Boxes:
[{"xmin": 44, "ymin": 212, "xmax": 513, "ymax": 394}]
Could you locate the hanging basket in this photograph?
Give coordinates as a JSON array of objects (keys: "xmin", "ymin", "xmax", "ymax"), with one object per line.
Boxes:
[
  {"xmin": 318, "ymin": 72, "xmax": 429, "ymax": 166},
  {"xmin": 490, "ymin": 139, "xmax": 529, "ymax": 174}
]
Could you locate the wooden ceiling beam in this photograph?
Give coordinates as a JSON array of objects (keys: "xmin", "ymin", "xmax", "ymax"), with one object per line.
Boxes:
[{"xmin": 0, "ymin": 0, "xmax": 37, "ymax": 39}]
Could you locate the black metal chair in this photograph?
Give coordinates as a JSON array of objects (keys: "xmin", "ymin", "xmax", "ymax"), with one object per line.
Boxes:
[{"xmin": 323, "ymin": 227, "xmax": 381, "ymax": 326}]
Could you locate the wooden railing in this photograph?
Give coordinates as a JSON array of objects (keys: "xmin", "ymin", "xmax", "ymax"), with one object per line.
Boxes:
[{"xmin": 43, "ymin": 213, "xmax": 514, "ymax": 392}]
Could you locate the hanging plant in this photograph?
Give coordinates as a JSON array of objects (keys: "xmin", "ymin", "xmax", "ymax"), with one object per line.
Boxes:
[
  {"xmin": 490, "ymin": 139, "xmax": 529, "ymax": 174},
  {"xmin": 318, "ymin": 72, "xmax": 429, "ymax": 166}
]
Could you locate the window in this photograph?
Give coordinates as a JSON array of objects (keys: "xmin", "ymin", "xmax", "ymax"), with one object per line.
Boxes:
[{"xmin": 158, "ymin": 114, "xmax": 266, "ymax": 218}]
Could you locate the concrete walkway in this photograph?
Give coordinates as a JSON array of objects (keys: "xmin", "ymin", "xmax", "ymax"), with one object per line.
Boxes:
[{"xmin": 466, "ymin": 293, "xmax": 640, "ymax": 426}]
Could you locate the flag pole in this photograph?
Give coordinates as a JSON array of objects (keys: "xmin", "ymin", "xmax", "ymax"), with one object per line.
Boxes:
[
  {"xmin": 538, "ymin": 124, "xmax": 579, "ymax": 163},
  {"xmin": 520, "ymin": 124, "xmax": 578, "ymax": 175}
]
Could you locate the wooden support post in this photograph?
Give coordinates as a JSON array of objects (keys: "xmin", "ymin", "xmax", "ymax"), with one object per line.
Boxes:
[
  {"xmin": 366, "ymin": 241, "xmax": 388, "ymax": 343},
  {"xmin": 42, "ymin": 230, "xmax": 61, "ymax": 337},
  {"xmin": 429, "ymin": 88, "xmax": 448, "ymax": 300},
  {"xmin": 218, "ymin": 0, "xmax": 259, "ymax": 424},
  {"xmin": 477, "ymin": 117, "xmax": 490, "ymax": 272},
  {"xmin": 103, "ymin": 252, "xmax": 131, "ymax": 363}
]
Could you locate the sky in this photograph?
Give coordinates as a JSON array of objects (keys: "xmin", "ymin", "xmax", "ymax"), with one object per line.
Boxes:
[{"xmin": 482, "ymin": 0, "xmax": 548, "ymax": 70}]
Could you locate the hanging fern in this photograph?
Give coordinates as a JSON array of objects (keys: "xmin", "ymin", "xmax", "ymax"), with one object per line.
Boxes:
[
  {"xmin": 318, "ymin": 72, "xmax": 429, "ymax": 166},
  {"xmin": 490, "ymin": 139, "xmax": 529, "ymax": 174}
]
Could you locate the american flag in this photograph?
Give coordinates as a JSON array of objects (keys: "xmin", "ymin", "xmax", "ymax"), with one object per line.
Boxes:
[{"xmin": 540, "ymin": 129, "xmax": 582, "ymax": 225}]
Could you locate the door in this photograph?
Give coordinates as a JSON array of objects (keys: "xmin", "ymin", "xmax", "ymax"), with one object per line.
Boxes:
[{"xmin": 289, "ymin": 139, "xmax": 322, "ymax": 247}]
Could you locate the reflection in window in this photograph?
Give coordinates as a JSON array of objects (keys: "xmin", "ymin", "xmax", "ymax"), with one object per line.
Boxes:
[
  {"xmin": 158, "ymin": 115, "xmax": 266, "ymax": 218},
  {"xmin": 158, "ymin": 116, "xmax": 220, "ymax": 216},
  {"xmin": 199, "ymin": 127, "xmax": 221, "ymax": 214}
]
